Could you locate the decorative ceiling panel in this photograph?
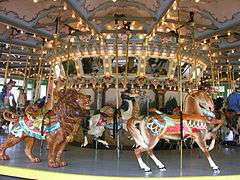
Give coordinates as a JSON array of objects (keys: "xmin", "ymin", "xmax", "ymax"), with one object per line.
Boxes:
[
  {"xmin": 180, "ymin": 0, "xmax": 240, "ymax": 22},
  {"xmin": 83, "ymin": 0, "xmax": 159, "ymax": 11},
  {"xmin": 0, "ymin": 0, "xmax": 57, "ymax": 22}
]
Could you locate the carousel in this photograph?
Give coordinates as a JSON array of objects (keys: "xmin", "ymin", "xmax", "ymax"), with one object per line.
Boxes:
[{"xmin": 0, "ymin": 0, "xmax": 240, "ymax": 179}]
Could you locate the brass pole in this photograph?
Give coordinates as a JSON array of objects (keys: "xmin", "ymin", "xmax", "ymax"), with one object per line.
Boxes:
[
  {"xmin": 115, "ymin": 31, "xmax": 120, "ymax": 157},
  {"xmin": 4, "ymin": 29, "xmax": 14, "ymax": 84},
  {"xmin": 232, "ymin": 67, "xmax": 235, "ymax": 90},
  {"xmin": 124, "ymin": 33, "xmax": 130, "ymax": 77},
  {"xmin": 23, "ymin": 57, "xmax": 29, "ymax": 90},
  {"xmin": 66, "ymin": 38, "xmax": 71, "ymax": 87},
  {"xmin": 34, "ymin": 44, "xmax": 44, "ymax": 101},
  {"xmin": 176, "ymin": 0, "xmax": 183, "ymax": 176}
]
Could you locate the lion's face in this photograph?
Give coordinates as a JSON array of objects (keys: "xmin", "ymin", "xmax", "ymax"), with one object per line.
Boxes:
[{"xmin": 77, "ymin": 93, "xmax": 91, "ymax": 111}]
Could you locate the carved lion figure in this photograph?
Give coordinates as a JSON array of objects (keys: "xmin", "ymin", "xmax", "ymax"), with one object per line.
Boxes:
[{"xmin": 0, "ymin": 88, "xmax": 90, "ymax": 168}]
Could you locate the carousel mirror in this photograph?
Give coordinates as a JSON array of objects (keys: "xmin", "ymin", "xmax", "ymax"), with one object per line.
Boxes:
[
  {"xmin": 112, "ymin": 56, "xmax": 138, "ymax": 75},
  {"xmin": 81, "ymin": 57, "xmax": 104, "ymax": 75},
  {"xmin": 62, "ymin": 60, "xmax": 77, "ymax": 76},
  {"xmin": 174, "ymin": 62, "xmax": 192, "ymax": 79},
  {"xmin": 146, "ymin": 58, "xmax": 169, "ymax": 76}
]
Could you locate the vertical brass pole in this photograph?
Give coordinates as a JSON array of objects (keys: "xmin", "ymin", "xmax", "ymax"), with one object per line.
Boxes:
[
  {"xmin": 115, "ymin": 32, "xmax": 120, "ymax": 158},
  {"xmin": 125, "ymin": 33, "xmax": 130, "ymax": 77},
  {"xmin": 66, "ymin": 38, "xmax": 71, "ymax": 87},
  {"xmin": 4, "ymin": 29, "xmax": 14, "ymax": 84},
  {"xmin": 34, "ymin": 44, "xmax": 44, "ymax": 101},
  {"xmin": 176, "ymin": 0, "xmax": 183, "ymax": 176},
  {"xmin": 23, "ymin": 57, "xmax": 29, "ymax": 90}
]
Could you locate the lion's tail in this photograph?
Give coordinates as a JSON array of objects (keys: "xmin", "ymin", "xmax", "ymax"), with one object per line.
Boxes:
[{"xmin": 3, "ymin": 110, "xmax": 19, "ymax": 123}]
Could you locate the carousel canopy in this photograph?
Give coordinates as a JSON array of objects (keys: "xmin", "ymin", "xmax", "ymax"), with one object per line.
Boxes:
[{"xmin": 0, "ymin": 0, "xmax": 240, "ymax": 84}]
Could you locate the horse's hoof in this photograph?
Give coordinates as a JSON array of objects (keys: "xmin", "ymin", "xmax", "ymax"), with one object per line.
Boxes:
[
  {"xmin": 159, "ymin": 167, "xmax": 166, "ymax": 171},
  {"xmin": 144, "ymin": 169, "xmax": 152, "ymax": 173},
  {"xmin": 213, "ymin": 168, "xmax": 220, "ymax": 175}
]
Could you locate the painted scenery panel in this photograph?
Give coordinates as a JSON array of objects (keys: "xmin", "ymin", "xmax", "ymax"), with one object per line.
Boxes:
[
  {"xmin": 62, "ymin": 60, "xmax": 77, "ymax": 76},
  {"xmin": 146, "ymin": 58, "xmax": 169, "ymax": 76},
  {"xmin": 112, "ymin": 56, "xmax": 138, "ymax": 74},
  {"xmin": 81, "ymin": 57, "xmax": 103, "ymax": 75},
  {"xmin": 174, "ymin": 62, "xmax": 192, "ymax": 79}
]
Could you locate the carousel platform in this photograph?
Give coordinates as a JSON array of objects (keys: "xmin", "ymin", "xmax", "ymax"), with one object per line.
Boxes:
[{"xmin": 0, "ymin": 135, "xmax": 240, "ymax": 180}]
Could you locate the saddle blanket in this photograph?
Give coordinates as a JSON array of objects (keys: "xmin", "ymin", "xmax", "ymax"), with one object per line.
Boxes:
[{"xmin": 11, "ymin": 116, "xmax": 60, "ymax": 140}]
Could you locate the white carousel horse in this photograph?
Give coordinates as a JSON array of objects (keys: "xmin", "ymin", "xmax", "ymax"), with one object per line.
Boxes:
[
  {"xmin": 81, "ymin": 105, "xmax": 114, "ymax": 148},
  {"xmin": 127, "ymin": 90, "xmax": 223, "ymax": 173},
  {"xmin": 81, "ymin": 89, "xmax": 141, "ymax": 148}
]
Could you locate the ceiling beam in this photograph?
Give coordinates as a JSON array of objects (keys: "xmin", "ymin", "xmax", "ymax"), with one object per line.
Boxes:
[
  {"xmin": 88, "ymin": 0, "xmax": 155, "ymax": 18},
  {"xmin": 101, "ymin": 29, "xmax": 146, "ymax": 34},
  {"xmin": 89, "ymin": 16, "xmax": 156, "ymax": 23},
  {"xmin": 216, "ymin": 54, "xmax": 240, "ymax": 60},
  {"xmin": 217, "ymin": 39, "xmax": 240, "ymax": 50},
  {"xmin": 0, "ymin": 13, "xmax": 54, "ymax": 39},
  {"xmin": 65, "ymin": 0, "xmax": 100, "ymax": 33},
  {"xmin": 0, "ymin": 36, "xmax": 41, "ymax": 48},
  {"xmin": 195, "ymin": 14, "xmax": 240, "ymax": 41},
  {"xmin": 0, "ymin": 49, "xmax": 41, "ymax": 57},
  {"xmin": 147, "ymin": 0, "xmax": 175, "ymax": 35},
  {"xmin": 164, "ymin": 19, "xmax": 218, "ymax": 30}
]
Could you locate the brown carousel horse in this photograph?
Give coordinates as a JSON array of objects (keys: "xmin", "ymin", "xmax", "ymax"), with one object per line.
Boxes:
[
  {"xmin": 127, "ymin": 90, "xmax": 223, "ymax": 173},
  {"xmin": 0, "ymin": 88, "xmax": 90, "ymax": 168}
]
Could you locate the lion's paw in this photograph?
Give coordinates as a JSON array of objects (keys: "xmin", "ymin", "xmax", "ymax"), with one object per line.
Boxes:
[
  {"xmin": 58, "ymin": 161, "xmax": 67, "ymax": 167},
  {"xmin": 48, "ymin": 161, "xmax": 59, "ymax": 168},
  {"xmin": 0, "ymin": 154, "xmax": 10, "ymax": 160},
  {"xmin": 31, "ymin": 157, "xmax": 41, "ymax": 163}
]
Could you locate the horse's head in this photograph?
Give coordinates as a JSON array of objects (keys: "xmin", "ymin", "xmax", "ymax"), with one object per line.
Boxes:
[{"xmin": 186, "ymin": 90, "xmax": 215, "ymax": 117}]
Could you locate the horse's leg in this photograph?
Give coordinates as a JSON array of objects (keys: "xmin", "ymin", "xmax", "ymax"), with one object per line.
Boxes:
[
  {"xmin": 81, "ymin": 135, "xmax": 89, "ymax": 147},
  {"xmin": 193, "ymin": 132, "xmax": 220, "ymax": 172},
  {"xmin": 147, "ymin": 149, "xmax": 166, "ymax": 171},
  {"xmin": 206, "ymin": 132, "xmax": 216, "ymax": 151},
  {"xmin": 96, "ymin": 139, "xmax": 109, "ymax": 148},
  {"xmin": 0, "ymin": 135, "xmax": 22, "ymax": 160},
  {"xmin": 135, "ymin": 147, "xmax": 151, "ymax": 172},
  {"xmin": 24, "ymin": 137, "xmax": 40, "ymax": 163}
]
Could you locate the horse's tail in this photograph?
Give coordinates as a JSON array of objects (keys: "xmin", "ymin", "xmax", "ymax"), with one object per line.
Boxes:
[{"xmin": 2, "ymin": 110, "xmax": 19, "ymax": 123}]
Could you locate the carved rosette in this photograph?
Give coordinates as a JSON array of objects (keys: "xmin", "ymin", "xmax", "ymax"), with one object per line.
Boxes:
[
  {"xmin": 120, "ymin": 78, "xmax": 128, "ymax": 89},
  {"xmin": 136, "ymin": 76, "xmax": 146, "ymax": 88},
  {"xmin": 103, "ymin": 75, "xmax": 113, "ymax": 88},
  {"xmin": 151, "ymin": 79, "xmax": 159, "ymax": 89},
  {"xmin": 89, "ymin": 78, "xmax": 97, "ymax": 89}
]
